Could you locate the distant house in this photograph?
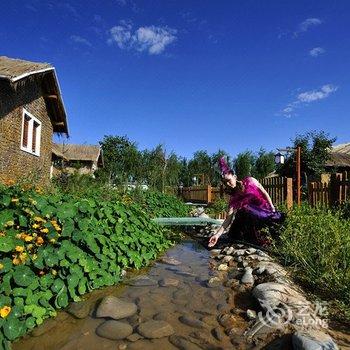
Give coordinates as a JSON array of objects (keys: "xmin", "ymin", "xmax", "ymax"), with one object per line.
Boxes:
[
  {"xmin": 52, "ymin": 143, "xmax": 103, "ymax": 177},
  {"xmin": 0, "ymin": 56, "xmax": 68, "ymax": 184},
  {"xmin": 325, "ymin": 143, "xmax": 350, "ymax": 172}
]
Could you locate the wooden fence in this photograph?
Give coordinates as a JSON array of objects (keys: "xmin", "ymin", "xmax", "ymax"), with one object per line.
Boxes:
[
  {"xmin": 308, "ymin": 171, "xmax": 350, "ymax": 207},
  {"xmin": 180, "ymin": 176, "xmax": 293, "ymax": 209}
]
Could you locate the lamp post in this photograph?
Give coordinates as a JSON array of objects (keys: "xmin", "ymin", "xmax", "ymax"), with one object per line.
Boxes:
[{"xmin": 275, "ymin": 146, "xmax": 301, "ymax": 206}]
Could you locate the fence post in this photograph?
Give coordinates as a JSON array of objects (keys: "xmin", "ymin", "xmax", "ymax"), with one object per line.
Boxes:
[
  {"xmin": 207, "ymin": 185, "xmax": 212, "ymax": 203},
  {"xmin": 285, "ymin": 177, "xmax": 293, "ymax": 209}
]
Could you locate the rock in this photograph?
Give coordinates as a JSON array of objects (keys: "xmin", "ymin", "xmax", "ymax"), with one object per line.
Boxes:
[
  {"xmin": 292, "ymin": 330, "xmax": 338, "ymax": 350},
  {"xmin": 236, "ymin": 256, "xmax": 243, "ymax": 263},
  {"xmin": 217, "ymin": 264, "xmax": 229, "ymax": 271},
  {"xmin": 127, "ymin": 333, "xmax": 143, "ymax": 342},
  {"xmin": 217, "ymin": 314, "xmax": 234, "ymax": 328},
  {"xmin": 128, "ymin": 276, "xmax": 158, "ymax": 286},
  {"xmin": 159, "ymin": 256, "xmax": 182, "ymax": 266},
  {"xmin": 241, "ymin": 267, "xmax": 254, "ymax": 285},
  {"xmin": 206, "ymin": 277, "xmax": 221, "ymax": 288},
  {"xmin": 67, "ymin": 301, "xmax": 90, "ymax": 319},
  {"xmin": 234, "ymin": 249, "xmax": 246, "ymax": 256},
  {"xmin": 242, "ymin": 261, "xmax": 249, "ymax": 268},
  {"xmin": 179, "ymin": 315, "xmax": 207, "ymax": 329},
  {"xmin": 159, "ymin": 278, "xmax": 180, "ymax": 287},
  {"xmin": 96, "ymin": 320, "xmax": 133, "ymax": 340},
  {"xmin": 212, "ymin": 327, "xmax": 225, "ymax": 341},
  {"xmin": 169, "ymin": 335, "xmax": 203, "ymax": 350},
  {"xmin": 226, "ymin": 247, "xmax": 234, "ymax": 255},
  {"xmin": 215, "ymin": 254, "xmax": 225, "ymax": 260},
  {"xmin": 210, "ymin": 249, "xmax": 221, "ymax": 256},
  {"xmin": 246, "ymin": 309, "xmax": 257, "ymax": 320},
  {"xmin": 138, "ymin": 320, "xmax": 174, "ymax": 339},
  {"xmin": 96, "ymin": 296, "xmax": 137, "ymax": 320},
  {"xmin": 153, "ymin": 312, "xmax": 169, "ymax": 321},
  {"xmin": 255, "ymin": 266, "xmax": 266, "ymax": 275},
  {"xmin": 245, "ymin": 248, "xmax": 256, "ymax": 255},
  {"xmin": 222, "ymin": 255, "xmax": 233, "ymax": 263},
  {"xmin": 118, "ymin": 344, "xmax": 127, "ymax": 350}
]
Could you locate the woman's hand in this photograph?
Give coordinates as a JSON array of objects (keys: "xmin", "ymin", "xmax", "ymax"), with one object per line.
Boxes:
[{"xmin": 208, "ymin": 233, "xmax": 220, "ymax": 248}]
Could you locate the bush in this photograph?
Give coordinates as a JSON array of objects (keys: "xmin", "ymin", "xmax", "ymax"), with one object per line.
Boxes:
[
  {"xmin": 207, "ymin": 198, "xmax": 228, "ymax": 218},
  {"xmin": 273, "ymin": 205, "xmax": 350, "ymax": 316},
  {"xmin": 0, "ymin": 184, "xmax": 172, "ymax": 348}
]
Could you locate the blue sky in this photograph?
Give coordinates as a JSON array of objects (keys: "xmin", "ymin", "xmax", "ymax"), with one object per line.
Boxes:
[{"xmin": 1, "ymin": 0, "xmax": 349, "ymax": 158}]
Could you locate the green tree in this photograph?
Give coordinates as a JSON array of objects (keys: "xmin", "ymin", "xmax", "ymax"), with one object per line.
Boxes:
[
  {"xmin": 253, "ymin": 148, "xmax": 276, "ymax": 179},
  {"xmin": 234, "ymin": 151, "xmax": 256, "ymax": 179},
  {"xmin": 279, "ymin": 131, "xmax": 336, "ymax": 180},
  {"xmin": 98, "ymin": 135, "xmax": 141, "ymax": 185},
  {"xmin": 188, "ymin": 151, "xmax": 212, "ymax": 184}
]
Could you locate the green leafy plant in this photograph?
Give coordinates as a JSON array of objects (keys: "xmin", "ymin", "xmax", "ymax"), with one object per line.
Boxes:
[{"xmin": 0, "ymin": 184, "xmax": 174, "ymax": 347}]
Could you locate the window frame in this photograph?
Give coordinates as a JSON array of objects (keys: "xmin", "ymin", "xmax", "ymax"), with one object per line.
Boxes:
[{"xmin": 20, "ymin": 108, "xmax": 42, "ymax": 157}]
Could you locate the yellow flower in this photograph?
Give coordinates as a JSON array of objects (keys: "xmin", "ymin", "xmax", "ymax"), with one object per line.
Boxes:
[
  {"xmin": 0, "ymin": 232, "xmax": 6, "ymax": 237},
  {"xmin": 12, "ymin": 258, "xmax": 21, "ymax": 265},
  {"xmin": 36, "ymin": 237, "xmax": 44, "ymax": 246},
  {"xmin": 15, "ymin": 246, "xmax": 24, "ymax": 253},
  {"xmin": 24, "ymin": 235, "xmax": 34, "ymax": 242},
  {"xmin": 11, "ymin": 198, "xmax": 19, "ymax": 203},
  {"xmin": 49, "ymin": 239, "xmax": 56, "ymax": 244},
  {"xmin": 0, "ymin": 306, "xmax": 11, "ymax": 318},
  {"xmin": 0, "ymin": 263, "xmax": 4, "ymax": 270},
  {"xmin": 32, "ymin": 224, "xmax": 40, "ymax": 229},
  {"xmin": 32, "ymin": 254, "xmax": 37, "ymax": 260},
  {"xmin": 19, "ymin": 253, "xmax": 27, "ymax": 263},
  {"xmin": 34, "ymin": 217, "xmax": 45, "ymax": 222},
  {"xmin": 40, "ymin": 228, "xmax": 49, "ymax": 234}
]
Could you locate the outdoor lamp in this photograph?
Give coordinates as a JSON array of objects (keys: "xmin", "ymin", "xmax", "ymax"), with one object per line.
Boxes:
[{"xmin": 274, "ymin": 152, "xmax": 285, "ymax": 164}]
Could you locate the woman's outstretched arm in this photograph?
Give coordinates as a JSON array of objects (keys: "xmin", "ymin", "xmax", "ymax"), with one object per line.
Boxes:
[{"xmin": 208, "ymin": 206, "xmax": 235, "ymax": 247}]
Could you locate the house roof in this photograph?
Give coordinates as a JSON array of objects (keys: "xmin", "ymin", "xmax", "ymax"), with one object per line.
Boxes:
[
  {"xmin": 326, "ymin": 152, "xmax": 350, "ymax": 168},
  {"xmin": 52, "ymin": 143, "xmax": 103, "ymax": 166},
  {"xmin": 0, "ymin": 56, "xmax": 68, "ymax": 135},
  {"xmin": 332, "ymin": 143, "xmax": 350, "ymax": 154}
]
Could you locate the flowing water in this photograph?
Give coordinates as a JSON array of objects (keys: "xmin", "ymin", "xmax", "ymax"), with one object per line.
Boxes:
[{"xmin": 13, "ymin": 238, "xmax": 251, "ymax": 350}]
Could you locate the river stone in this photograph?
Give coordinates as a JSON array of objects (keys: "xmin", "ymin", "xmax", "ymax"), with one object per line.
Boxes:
[
  {"xmin": 159, "ymin": 278, "xmax": 180, "ymax": 287},
  {"xmin": 159, "ymin": 256, "xmax": 182, "ymax": 266},
  {"xmin": 212, "ymin": 327, "xmax": 224, "ymax": 341},
  {"xmin": 169, "ymin": 335, "xmax": 203, "ymax": 350},
  {"xmin": 241, "ymin": 267, "xmax": 254, "ymax": 285},
  {"xmin": 179, "ymin": 315, "xmax": 207, "ymax": 329},
  {"xmin": 96, "ymin": 296, "xmax": 137, "ymax": 320},
  {"xmin": 138, "ymin": 320, "xmax": 174, "ymax": 339},
  {"xmin": 218, "ymin": 264, "xmax": 229, "ymax": 271},
  {"xmin": 128, "ymin": 276, "xmax": 158, "ymax": 286},
  {"xmin": 246, "ymin": 309, "xmax": 257, "ymax": 320},
  {"xmin": 67, "ymin": 301, "xmax": 90, "ymax": 319},
  {"xmin": 222, "ymin": 255, "xmax": 233, "ymax": 263},
  {"xmin": 226, "ymin": 247, "xmax": 234, "ymax": 255},
  {"xmin": 292, "ymin": 330, "xmax": 338, "ymax": 350},
  {"xmin": 96, "ymin": 320, "xmax": 133, "ymax": 340},
  {"xmin": 245, "ymin": 248, "xmax": 256, "ymax": 255},
  {"xmin": 127, "ymin": 333, "xmax": 143, "ymax": 342},
  {"xmin": 210, "ymin": 249, "xmax": 221, "ymax": 256}
]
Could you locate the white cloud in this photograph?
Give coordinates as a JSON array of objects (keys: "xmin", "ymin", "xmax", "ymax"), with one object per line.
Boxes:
[
  {"xmin": 294, "ymin": 18, "xmax": 322, "ymax": 36},
  {"xmin": 108, "ymin": 22, "xmax": 177, "ymax": 55},
  {"xmin": 70, "ymin": 35, "xmax": 92, "ymax": 47},
  {"xmin": 309, "ymin": 47, "xmax": 325, "ymax": 57},
  {"xmin": 279, "ymin": 84, "xmax": 338, "ymax": 118},
  {"xmin": 297, "ymin": 84, "xmax": 337, "ymax": 102}
]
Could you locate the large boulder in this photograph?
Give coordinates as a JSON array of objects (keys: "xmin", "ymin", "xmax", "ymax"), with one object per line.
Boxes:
[{"xmin": 96, "ymin": 296, "xmax": 137, "ymax": 320}]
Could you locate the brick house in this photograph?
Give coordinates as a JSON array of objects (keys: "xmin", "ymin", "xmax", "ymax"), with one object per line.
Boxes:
[
  {"xmin": 52, "ymin": 143, "xmax": 103, "ymax": 177},
  {"xmin": 0, "ymin": 56, "xmax": 68, "ymax": 184}
]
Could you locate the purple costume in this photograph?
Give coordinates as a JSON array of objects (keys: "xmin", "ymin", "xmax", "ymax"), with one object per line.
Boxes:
[{"xmin": 219, "ymin": 157, "xmax": 283, "ymax": 246}]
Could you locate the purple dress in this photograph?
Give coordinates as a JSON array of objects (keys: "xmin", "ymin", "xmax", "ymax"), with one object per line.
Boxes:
[{"xmin": 228, "ymin": 177, "xmax": 283, "ymax": 245}]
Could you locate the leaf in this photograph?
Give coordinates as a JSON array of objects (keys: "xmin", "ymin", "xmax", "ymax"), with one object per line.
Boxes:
[
  {"xmin": 62, "ymin": 219, "xmax": 74, "ymax": 237},
  {"xmin": 0, "ymin": 236, "xmax": 16, "ymax": 253},
  {"xmin": 0, "ymin": 258, "xmax": 13, "ymax": 273},
  {"xmin": 51, "ymin": 278, "xmax": 65, "ymax": 294},
  {"xmin": 3, "ymin": 318, "xmax": 26, "ymax": 340},
  {"xmin": 13, "ymin": 266, "xmax": 36, "ymax": 287}
]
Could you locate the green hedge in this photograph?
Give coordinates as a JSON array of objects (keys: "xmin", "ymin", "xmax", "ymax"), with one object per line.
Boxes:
[{"xmin": 0, "ymin": 185, "xmax": 173, "ymax": 349}]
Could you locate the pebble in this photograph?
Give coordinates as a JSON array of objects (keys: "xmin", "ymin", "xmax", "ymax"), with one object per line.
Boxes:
[
  {"xmin": 226, "ymin": 247, "xmax": 234, "ymax": 255},
  {"xmin": 159, "ymin": 278, "xmax": 180, "ymax": 287},
  {"xmin": 222, "ymin": 255, "xmax": 233, "ymax": 263},
  {"xmin": 217, "ymin": 264, "xmax": 229, "ymax": 271},
  {"xmin": 159, "ymin": 257, "xmax": 182, "ymax": 266},
  {"xmin": 169, "ymin": 335, "xmax": 203, "ymax": 350},
  {"xmin": 245, "ymin": 248, "xmax": 256, "ymax": 255},
  {"xmin": 67, "ymin": 301, "xmax": 90, "ymax": 319},
  {"xmin": 96, "ymin": 320, "xmax": 133, "ymax": 340},
  {"xmin": 246, "ymin": 309, "xmax": 257, "ymax": 320},
  {"xmin": 179, "ymin": 315, "xmax": 207, "ymax": 329},
  {"xmin": 206, "ymin": 277, "xmax": 221, "ymax": 288},
  {"xmin": 241, "ymin": 267, "xmax": 254, "ymax": 285},
  {"xmin": 96, "ymin": 296, "xmax": 137, "ymax": 320},
  {"xmin": 138, "ymin": 320, "xmax": 174, "ymax": 339},
  {"xmin": 127, "ymin": 333, "xmax": 143, "ymax": 342}
]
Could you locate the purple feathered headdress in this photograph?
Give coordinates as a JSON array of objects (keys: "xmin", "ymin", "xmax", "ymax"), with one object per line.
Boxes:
[{"xmin": 218, "ymin": 157, "xmax": 234, "ymax": 176}]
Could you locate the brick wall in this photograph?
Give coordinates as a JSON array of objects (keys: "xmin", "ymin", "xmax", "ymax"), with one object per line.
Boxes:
[{"xmin": 0, "ymin": 79, "xmax": 53, "ymax": 185}]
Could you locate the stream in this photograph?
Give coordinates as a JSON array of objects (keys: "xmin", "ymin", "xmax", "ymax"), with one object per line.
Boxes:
[{"xmin": 13, "ymin": 238, "xmax": 252, "ymax": 350}]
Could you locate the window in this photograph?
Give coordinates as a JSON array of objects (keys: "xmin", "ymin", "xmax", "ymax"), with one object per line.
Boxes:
[{"xmin": 21, "ymin": 109, "xmax": 42, "ymax": 156}]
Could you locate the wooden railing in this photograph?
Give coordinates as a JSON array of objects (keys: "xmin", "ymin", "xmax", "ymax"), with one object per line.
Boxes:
[
  {"xmin": 180, "ymin": 176, "xmax": 293, "ymax": 209},
  {"xmin": 308, "ymin": 171, "xmax": 350, "ymax": 207}
]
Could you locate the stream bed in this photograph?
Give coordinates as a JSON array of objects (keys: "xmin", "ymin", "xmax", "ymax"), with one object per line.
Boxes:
[{"xmin": 13, "ymin": 238, "xmax": 251, "ymax": 350}]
